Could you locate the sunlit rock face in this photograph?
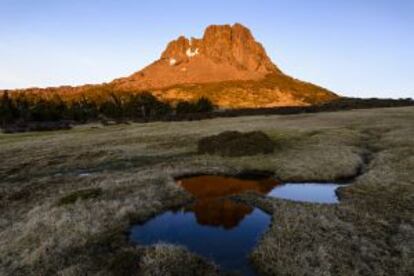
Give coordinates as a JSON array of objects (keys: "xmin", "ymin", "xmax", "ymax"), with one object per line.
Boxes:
[
  {"xmin": 159, "ymin": 23, "xmax": 279, "ymax": 75},
  {"xmin": 115, "ymin": 23, "xmax": 280, "ymax": 92},
  {"xmin": 178, "ymin": 175, "xmax": 279, "ymax": 228},
  {"xmin": 111, "ymin": 23, "xmax": 337, "ymax": 108},
  {"xmin": 201, "ymin": 24, "xmax": 279, "ymax": 74}
]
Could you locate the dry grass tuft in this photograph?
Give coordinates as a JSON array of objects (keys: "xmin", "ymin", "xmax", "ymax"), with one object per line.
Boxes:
[
  {"xmin": 139, "ymin": 244, "xmax": 218, "ymax": 275},
  {"xmin": 56, "ymin": 188, "xmax": 103, "ymax": 206}
]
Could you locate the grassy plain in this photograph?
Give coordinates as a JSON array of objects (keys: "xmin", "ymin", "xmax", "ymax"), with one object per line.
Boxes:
[{"xmin": 0, "ymin": 106, "xmax": 413, "ymax": 275}]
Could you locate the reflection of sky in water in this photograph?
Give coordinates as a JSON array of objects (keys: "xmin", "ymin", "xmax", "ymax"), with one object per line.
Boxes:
[
  {"xmin": 269, "ymin": 183, "xmax": 342, "ymax": 203},
  {"xmin": 130, "ymin": 207, "xmax": 270, "ymax": 275}
]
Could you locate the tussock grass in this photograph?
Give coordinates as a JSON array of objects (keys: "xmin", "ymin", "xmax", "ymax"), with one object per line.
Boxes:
[
  {"xmin": 0, "ymin": 106, "xmax": 413, "ymax": 275},
  {"xmin": 198, "ymin": 130, "xmax": 275, "ymax": 157},
  {"xmin": 139, "ymin": 244, "xmax": 218, "ymax": 275}
]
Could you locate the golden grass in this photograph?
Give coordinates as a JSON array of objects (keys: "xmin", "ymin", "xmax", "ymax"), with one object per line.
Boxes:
[{"xmin": 156, "ymin": 73, "xmax": 338, "ymax": 108}]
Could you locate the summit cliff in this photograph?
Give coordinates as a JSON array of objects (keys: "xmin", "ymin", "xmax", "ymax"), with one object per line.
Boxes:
[{"xmin": 113, "ymin": 23, "xmax": 280, "ymax": 90}]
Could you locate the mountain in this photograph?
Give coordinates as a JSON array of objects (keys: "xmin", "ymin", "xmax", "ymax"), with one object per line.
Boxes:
[
  {"xmin": 113, "ymin": 23, "xmax": 280, "ymax": 90},
  {"xmin": 4, "ymin": 23, "xmax": 338, "ymax": 108}
]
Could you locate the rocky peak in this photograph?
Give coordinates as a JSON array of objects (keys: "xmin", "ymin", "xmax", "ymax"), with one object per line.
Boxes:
[
  {"xmin": 160, "ymin": 23, "xmax": 280, "ymax": 73},
  {"xmin": 161, "ymin": 36, "xmax": 192, "ymax": 65}
]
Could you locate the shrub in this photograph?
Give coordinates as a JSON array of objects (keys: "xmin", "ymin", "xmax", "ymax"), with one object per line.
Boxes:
[
  {"xmin": 99, "ymin": 93, "xmax": 124, "ymax": 119},
  {"xmin": 176, "ymin": 100, "xmax": 195, "ymax": 114},
  {"xmin": 194, "ymin": 97, "xmax": 214, "ymax": 113},
  {"xmin": 125, "ymin": 92, "xmax": 172, "ymax": 119},
  {"xmin": 176, "ymin": 97, "xmax": 215, "ymax": 114},
  {"xmin": 0, "ymin": 92, "xmax": 18, "ymax": 126},
  {"xmin": 198, "ymin": 131, "xmax": 275, "ymax": 157},
  {"xmin": 69, "ymin": 97, "xmax": 98, "ymax": 122}
]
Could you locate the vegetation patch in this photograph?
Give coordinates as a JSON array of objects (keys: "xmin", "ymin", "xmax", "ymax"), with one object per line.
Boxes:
[
  {"xmin": 56, "ymin": 188, "xmax": 103, "ymax": 206},
  {"xmin": 0, "ymin": 90, "xmax": 216, "ymax": 132},
  {"xmin": 198, "ymin": 131, "xmax": 275, "ymax": 157},
  {"xmin": 175, "ymin": 97, "xmax": 215, "ymax": 114}
]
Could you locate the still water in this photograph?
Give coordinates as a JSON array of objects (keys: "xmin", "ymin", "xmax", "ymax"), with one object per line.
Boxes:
[
  {"xmin": 269, "ymin": 182, "xmax": 341, "ymax": 203},
  {"xmin": 130, "ymin": 175, "xmax": 277, "ymax": 275},
  {"xmin": 129, "ymin": 175, "xmax": 342, "ymax": 274}
]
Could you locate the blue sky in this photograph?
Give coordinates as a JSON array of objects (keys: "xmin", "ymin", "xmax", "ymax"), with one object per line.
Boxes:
[{"xmin": 0, "ymin": 0, "xmax": 413, "ymax": 98}]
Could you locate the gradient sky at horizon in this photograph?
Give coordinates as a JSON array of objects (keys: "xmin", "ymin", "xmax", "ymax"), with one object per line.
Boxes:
[{"xmin": 0, "ymin": 0, "xmax": 413, "ymax": 98}]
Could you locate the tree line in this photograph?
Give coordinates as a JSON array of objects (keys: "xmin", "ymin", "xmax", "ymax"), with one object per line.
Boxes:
[{"xmin": 0, "ymin": 91, "xmax": 215, "ymax": 128}]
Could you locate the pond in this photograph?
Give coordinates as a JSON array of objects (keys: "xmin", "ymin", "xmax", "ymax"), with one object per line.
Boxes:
[
  {"xmin": 129, "ymin": 175, "xmax": 278, "ymax": 275},
  {"xmin": 129, "ymin": 175, "xmax": 344, "ymax": 274},
  {"xmin": 269, "ymin": 182, "xmax": 343, "ymax": 204}
]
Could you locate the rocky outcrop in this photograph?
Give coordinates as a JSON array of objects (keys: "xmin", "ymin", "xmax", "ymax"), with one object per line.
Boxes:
[
  {"xmin": 112, "ymin": 23, "xmax": 283, "ymax": 90},
  {"xmin": 159, "ymin": 23, "xmax": 279, "ymax": 74},
  {"xmin": 201, "ymin": 23, "xmax": 279, "ymax": 73}
]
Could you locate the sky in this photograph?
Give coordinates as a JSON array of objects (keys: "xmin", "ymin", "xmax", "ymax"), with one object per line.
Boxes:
[{"xmin": 0, "ymin": 0, "xmax": 413, "ymax": 98}]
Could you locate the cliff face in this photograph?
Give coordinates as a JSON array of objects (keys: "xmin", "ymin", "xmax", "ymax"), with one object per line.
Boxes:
[
  {"xmin": 4, "ymin": 23, "xmax": 338, "ymax": 108},
  {"xmin": 161, "ymin": 23, "xmax": 279, "ymax": 74},
  {"xmin": 112, "ymin": 23, "xmax": 282, "ymax": 91}
]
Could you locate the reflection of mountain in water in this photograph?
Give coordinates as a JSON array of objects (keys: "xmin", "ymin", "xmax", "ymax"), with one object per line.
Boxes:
[
  {"xmin": 179, "ymin": 175, "xmax": 279, "ymax": 229},
  {"xmin": 187, "ymin": 198, "xmax": 252, "ymax": 229}
]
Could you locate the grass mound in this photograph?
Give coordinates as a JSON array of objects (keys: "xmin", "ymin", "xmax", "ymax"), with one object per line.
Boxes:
[{"xmin": 198, "ymin": 131, "xmax": 275, "ymax": 157}]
